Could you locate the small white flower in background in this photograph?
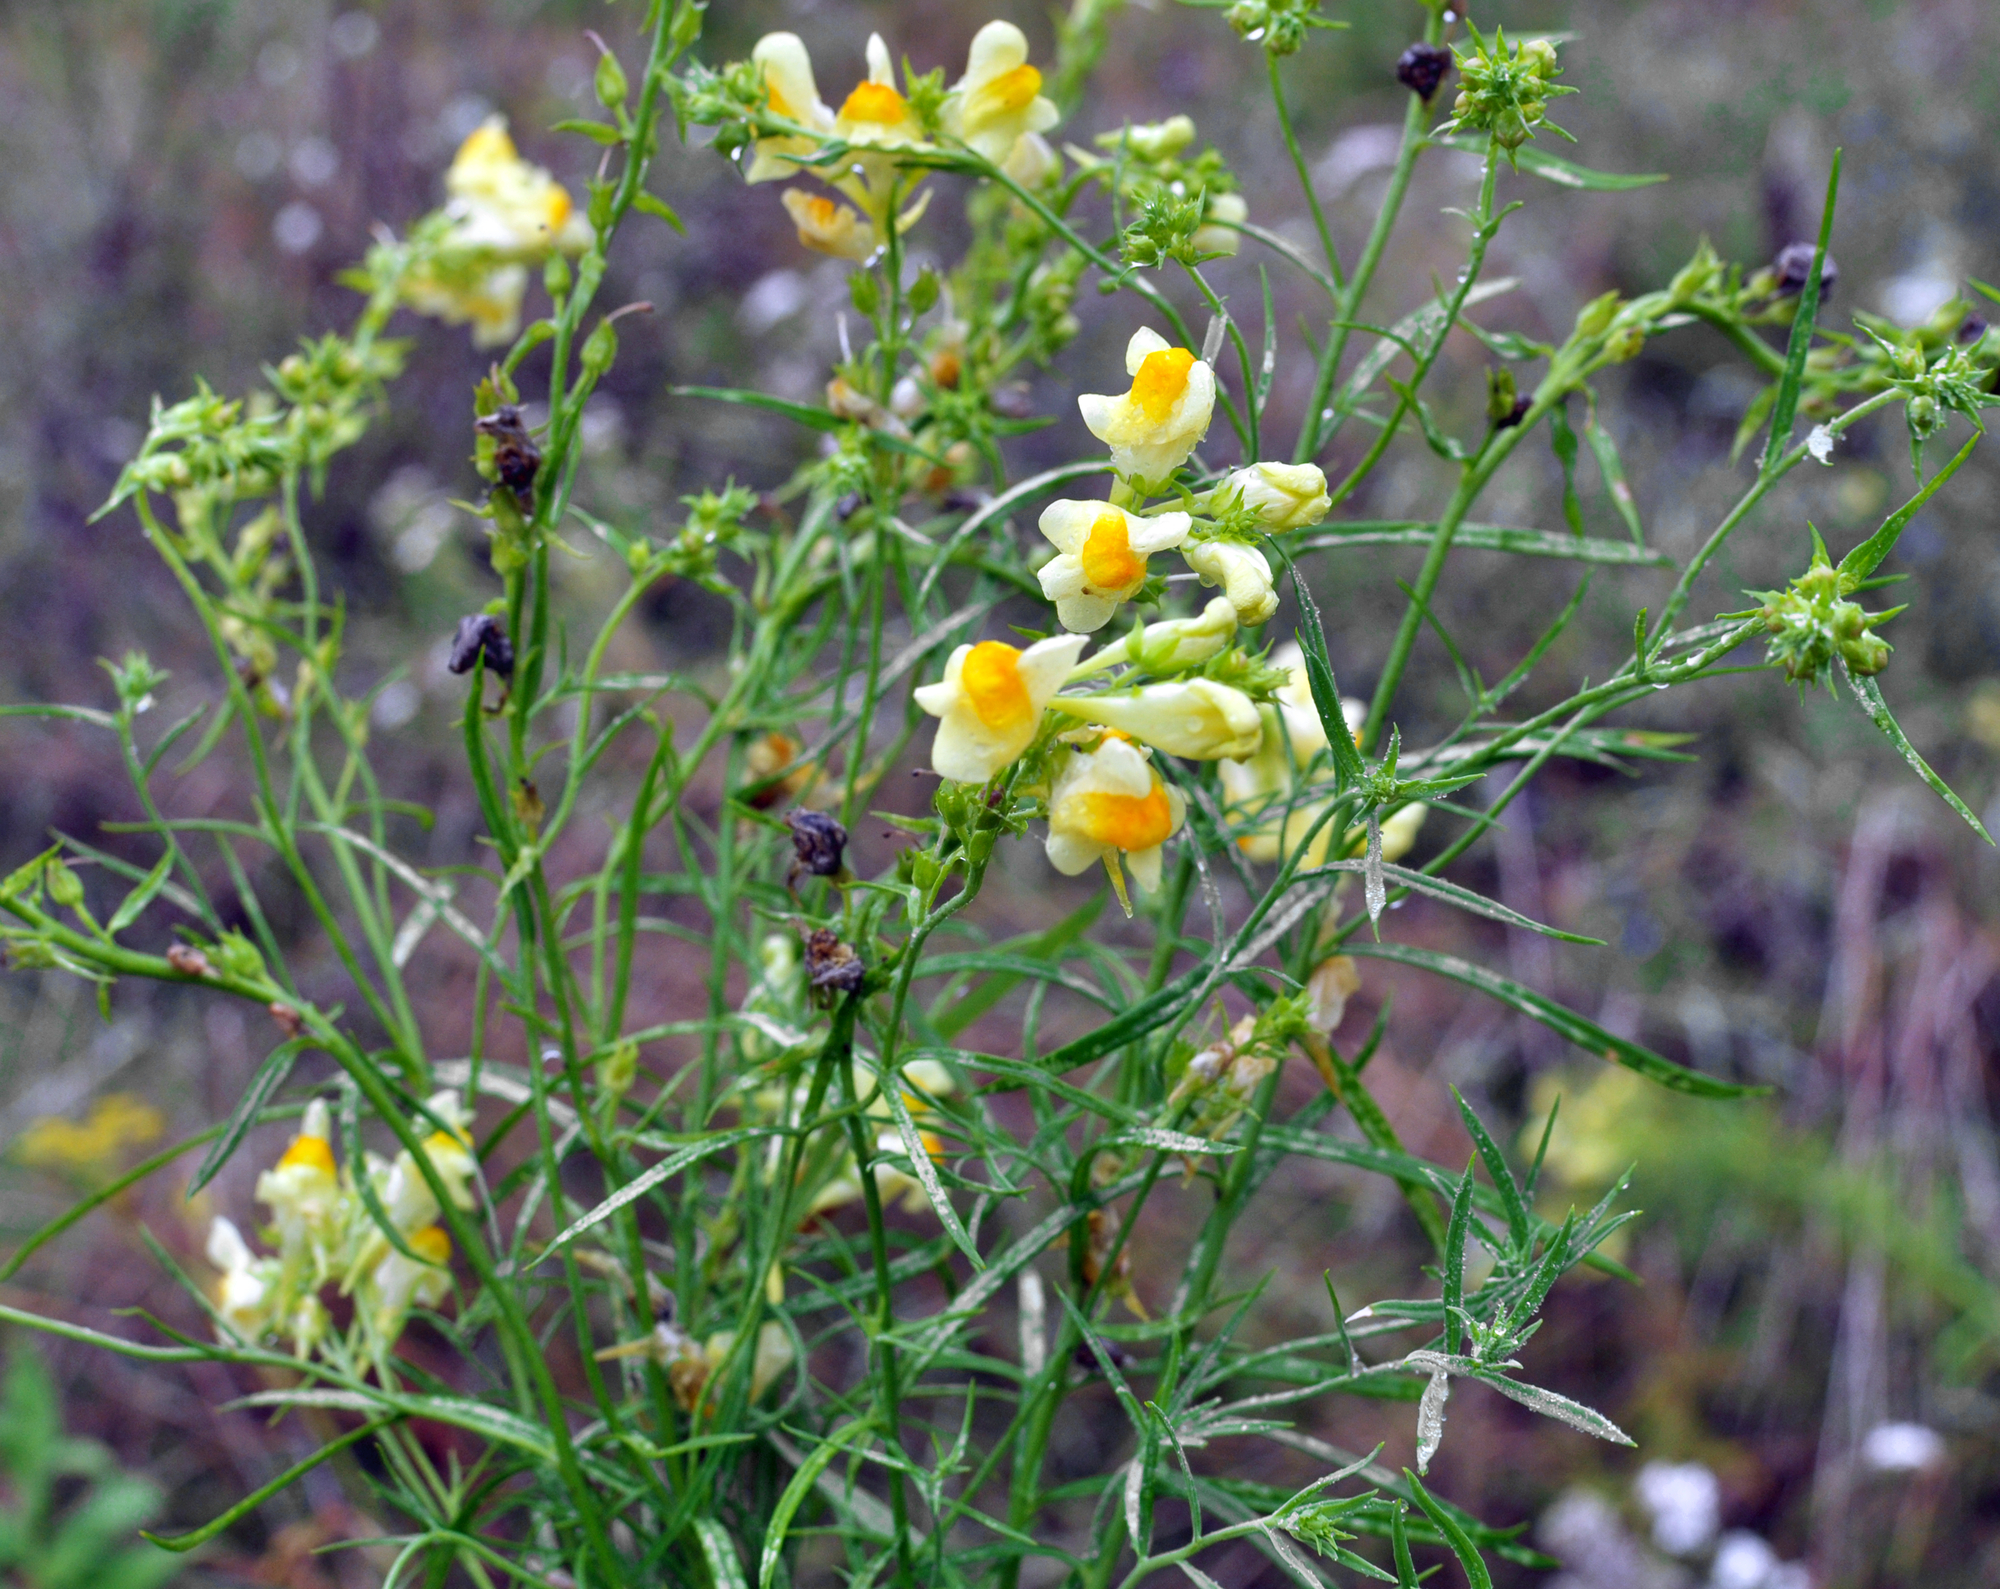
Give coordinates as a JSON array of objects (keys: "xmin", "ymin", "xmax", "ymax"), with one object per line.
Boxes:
[
  {"xmin": 1634, "ymin": 1460, "xmax": 1720, "ymax": 1558},
  {"xmin": 915, "ymin": 634, "xmax": 1087, "ymax": 783},
  {"xmin": 206, "ymin": 1215, "xmax": 277, "ymax": 1343},
  {"xmin": 1078, "ymin": 327, "xmax": 1216, "ymax": 483},
  {"xmin": 942, "ymin": 21, "xmax": 1059, "ymax": 165},
  {"xmin": 1806, "ymin": 424, "xmax": 1835, "ymax": 464},
  {"xmin": 746, "ymin": 33, "xmax": 836, "ymax": 184},
  {"xmin": 1219, "ymin": 460, "xmax": 1331, "ymax": 530},
  {"xmin": 1036, "ymin": 500, "xmax": 1191, "ymax": 632},
  {"xmin": 1043, "ymin": 735, "xmax": 1186, "ymax": 895},
  {"xmin": 1184, "ymin": 539, "xmax": 1279, "ymax": 625},
  {"xmin": 780, "ymin": 188, "xmax": 876, "ymax": 260},
  {"xmin": 1861, "ymin": 1420, "xmax": 1945, "ymax": 1472},
  {"xmin": 1053, "ymin": 678, "xmax": 1262, "ymax": 760},
  {"xmin": 1190, "ymin": 191, "xmax": 1247, "ymax": 257}
]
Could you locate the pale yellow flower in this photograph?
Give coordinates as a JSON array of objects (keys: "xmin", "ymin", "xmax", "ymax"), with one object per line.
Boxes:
[
  {"xmin": 1184, "ymin": 540, "xmax": 1279, "ymax": 625},
  {"xmin": 1003, "ymin": 131, "xmax": 1060, "ymax": 187},
  {"xmin": 206, "ymin": 1216, "xmax": 277, "ymax": 1343},
  {"xmin": 943, "ymin": 21, "xmax": 1059, "ymax": 165},
  {"xmin": 1191, "ymin": 191, "xmax": 1247, "ymax": 257},
  {"xmin": 780, "ymin": 188, "xmax": 876, "ymax": 260},
  {"xmin": 362, "ymin": 1223, "xmax": 452, "ymax": 1349},
  {"xmin": 1218, "ymin": 460, "xmax": 1329, "ymax": 530},
  {"xmin": 1217, "ymin": 650, "xmax": 1359, "ymax": 863},
  {"xmin": 1079, "ymin": 328, "xmax": 1216, "ymax": 483},
  {"xmin": 444, "ymin": 117, "xmax": 590, "ymax": 257},
  {"xmin": 1304, "ymin": 956, "xmax": 1360, "ymax": 1033},
  {"xmin": 747, "ymin": 32, "xmax": 836, "ymax": 184},
  {"xmin": 1084, "ymin": 596, "xmax": 1237, "ymax": 673},
  {"xmin": 834, "ymin": 35, "xmax": 927, "ymax": 151},
  {"xmin": 400, "ymin": 263, "xmax": 530, "ymax": 349},
  {"xmin": 702, "ymin": 1322, "xmax": 795, "ymax": 1400},
  {"xmin": 915, "ymin": 634, "xmax": 1087, "ymax": 783},
  {"xmin": 1053, "ymin": 678, "xmax": 1261, "ymax": 761},
  {"xmin": 1036, "ymin": 501, "xmax": 1191, "ymax": 632},
  {"xmin": 349, "ymin": 1092, "xmax": 478, "ymax": 1287},
  {"xmin": 1044, "ymin": 737, "xmax": 1187, "ymax": 894},
  {"xmin": 14, "ymin": 1092, "xmax": 163, "ymax": 1179},
  {"xmin": 254, "ymin": 1098, "xmax": 347, "ymax": 1288}
]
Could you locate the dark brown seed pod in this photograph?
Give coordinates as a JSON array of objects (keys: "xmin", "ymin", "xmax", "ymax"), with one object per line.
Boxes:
[
  {"xmin": 447, "ymin": 613, "xmax": 514, "ymax": 680},
  {"xmin": 474, "ymin": 403, "xmax": 542, "ymax": 507},
  {"xmin": 1395, "ymin": 41, "xmax": 1453, "ymax": 101},
  {"xmin": 1494, "ymin": 395, "xmax": 1533, "ymax": 429},
  {"xmin": 804, "ymin": 927, "xmax": 865, "ymax": 998},
  {"xmin": 785, "ymin": 809, "xmax": 849, "ymax": 882},
  {"xmin": 1773, "ymin": 242, "xmax": 1838, "ymax": 299}
]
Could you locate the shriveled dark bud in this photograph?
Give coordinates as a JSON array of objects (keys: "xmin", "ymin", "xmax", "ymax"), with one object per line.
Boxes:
[
  {"xmin": 448, "ymin": 614, "xmax": 514, "ymax": 680},
  {"xmin": 1956, "ymin": 315, "xmax": 1988, "ymax": 345},
  {"xmin": 785, "ymin": 809, "xmax": 848, "ymax": 880},
  {"xmin": 1494, "ymin": 395, "xmax": 1532, "ymax": 430},
  {"xmin": 989, "ymin": 383, "xmax": 1036, "ymax": 420},
  {"xmin": 269, "ymin": 1001, "xmax": 304, "ymax": 1038},
  {"xmin": 1396, "ymin": 41, "xmax": 1453, "ymax": 101},
  {"xmin": 1072, "ymin": 1340, "xmax": 1134, "ymax": 1375},
  {"xmin": 474, "ymin": 403, "xmax": 542, "ymax": 506},
  {"xmin": 167, "ymin": 943, "xmax": 216, "ymax": 979},
  {"xmin": 834, "ymin": 491, "xmax": 865, "ymax": 521},
  {"xmin": 804, "ymin": 927, "xmax": 865, "ymax": 998},
  {"xmin": 1773, "ymin": 242, "xmax": 1838, "ymax": 299}
]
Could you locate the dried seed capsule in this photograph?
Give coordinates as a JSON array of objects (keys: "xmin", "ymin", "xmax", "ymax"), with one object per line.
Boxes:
[
  {"xmin": 447, "ymin": 614, "xmax": 514, "ymax": 680},
  {"xmin": 804, "ymin": 927, "xmax": 865, "ymax": 997},
  {"xmin": 784, "ymin": 809, "xmax": 848, "ymax": 880},
  {"xmin": 473, "ymin": 403, "xmax": 542, "ymax": 507},
  {"xmin": 1773, "ymin": 242, "xmax": 1838, "ymax": 299},
  {"xmin": 1395, "ymin": 41, "xmax": 1453, "ymax": 101}
]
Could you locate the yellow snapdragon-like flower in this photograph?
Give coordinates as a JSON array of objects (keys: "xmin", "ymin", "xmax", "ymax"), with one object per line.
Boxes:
[
  {"xmin": 943, "ymin": 21, "xmax": 1059, "ymax": 165},
  {"xmin": 780, "ymin": 189, "xmax": 876, "ymax": 260},
  {"xmin": 1003, "ymin": 131, "xmax": 1060, "ymax": 187},
  {"xmin": 206, "ymin": 1216, "xmax": 277, "ymax": 1344},
  {"xmin": 444, "ymin": 117, "xmax": 590, "ymax": 258},
  {"xmin": 1079, "ymin": 328, "xmax": 1216, "ymax": 483},
  {"xmin": 1044, "ymin": 736, "xmax": 1187, "ymax": 895},
  {"xmin": 349, "ymin": 1092, "xmax": 478, "ymax": 1286},
  {"xmin": 255, "ymin": 1098, "xmax": 346, "ymax": 1288},
  {"xmin": 1219, "ymin": 461, "xmax": 1330, "ymax": 530},
  {"xmin": 835, "ymin": 34, "xmax": 927, "ymax": 151},
  {"xmin": 748, "ymin": 32, "xmax": 836, "ymax": 184},
  {"xmin": 1052, "ymin": 678, "xmax": 1262, "ymax": 761},
  {"xmin": 1085, "ymin": 597, "xmax": 1238, "ymax": 673},
  {"xmin": 1036, "ymin": 501, "xmax": 1191, "ymax": 632},
  {"xmin": 1191, "ymin": 192, "xmax": 1247, "ymax": 257},
  {"xmin": 1184, "ymin": 540, "xmax": 1279, "ymax": 625},
  {"xmin": 401, "ymin": 264, "xmax": 530, "ymax": 350},
  {"xmin": 361, "ymin": 1223, "xmax": 452, "ymax": 1351},
  {"xmin": 914, "ymin": 633, "xmax": 1088, "ymax": 783}
]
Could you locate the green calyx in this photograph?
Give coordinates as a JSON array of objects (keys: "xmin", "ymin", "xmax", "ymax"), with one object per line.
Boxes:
[
  {"xmin": 1445, "ymin": 24, "xmax": 1577, "ymax": 154},
  {"xmin": 1753, "ymin": 531, "xmax": 1903, "ymax": 688}
]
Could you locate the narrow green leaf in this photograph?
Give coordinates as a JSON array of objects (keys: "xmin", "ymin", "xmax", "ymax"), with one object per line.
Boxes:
[
  {"xmin": 1427, "ymin": 133, "xmax": 1666, "ymax": 190},
  {"xmin": 694, "ymin": 1517, "xmax": 750, "ymax": 1589},
  {"xmin": 633, "ymin": 189, "xmax": 685, "ymax": 232},
  {"xmin": 1836, "ymin": 431, "xmax": 1978, "ymax": 584},
  {"xmin": 1583, "ymin": 416, "xmax": 1644, "ymax": 545},
  {"xmin": 1761, "ymin": 150, "xmax": 1841, "ymax": 475},
  {"xmin": 1549, "ymin": 403, "xmax": 1584, "ymax": 537},
  {"xmin": 144, "ymin": 1416, "xmax": 396, "ymax": 1550},
  {"xmin": 105, "ymin": 849, "xmax": 175, "ymax": 936},
  {"xmin": 1304, "ymin": 858, "xmax": 1605, "ymax": 944},
  {"xmin": 1344, "ymin": 941, "xmax": 1766, "ymax": 1097},
  {"xmin": 544, "ymin": 1128, "xmax": 768, "ymax": 1252},
  {"xmin": 759, "ymin": 1422, "xmax": 869, "ymax": 1589},
  {"xmin": 551, "ymin": 117, "xmax": 624, "ymax": 145},
  {"xmin": 190, "ymin": 1040, "xmax": 308, "ymax": 1194},
  {"xmin": 1451, "ymin": 1089, "xmax": 1529, "ymax": 1252},
  {"xmin": 1442, "ymin": 1158, "xmax": 1475, "ymax": 1356},
  {"xmin": 1391, "ymin": 1504, "xmax": 1419, "ymax": 1589},
  {"xmin": 1405, "ymin": 1470, "xmax": 1493, "ymax": 1589},
  {"xmin": 1296, "ymin": 521, "xmax": 1671, "ymax": 568},
  {"xmin": 673, "ymin": 385, "xmax": 845, "ymax": 433},
  {"xmin": 1845, "ymin": 671, "xmax": 1994, "ymax": 843},
  {"xmin": 1459, "ymin": 1364, "xmax": 1634, "ymax": 1446},
  {"xmin": 1287, "ymin": 559, "xmax": 1368, "ymax": 793},
  {"xmin": 877, "ymin": 1069, "xmax": 982, "ymax": 1267}
]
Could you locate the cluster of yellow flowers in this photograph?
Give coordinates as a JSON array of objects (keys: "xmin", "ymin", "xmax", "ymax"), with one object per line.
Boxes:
[
  {"xmin": 400, "ymin": 117, "xmax": 593, "ymax": 346},
  {"xmin": 204, "ymin": 1095, "xmax": 478, "ymax": 1367},
  {"xmin": 748, "ymin": 22, "xmax": 1059, "ymax": 259},
  {"xmin": 13, "ymin": 1092, "xmax": 164, "ymax": 1181}
]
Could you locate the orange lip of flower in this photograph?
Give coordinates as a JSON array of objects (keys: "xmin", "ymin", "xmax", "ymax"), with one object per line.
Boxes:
[
  {"xmin": 277, "ymin": 1133, "xmax": 336, "ymax": 1176},
  {"xmin": 546, "ymin": 187, "xmax": 573, "ymax": 232},
  {"xmin": 1130, "ymin": 347, "xmax": 1196, "ymax": 424},
  {"xmin": 971, "ymin": 63, "xmax": 1042, "ymax": 120},
  {"xmin": 960, "ymin": 641, "xmax": 1035, "ymax": 734},
  {"xmin": 766, "ymin": 81, "xmax": 796, "ymax": 119},
  {"xmin": 1079, "ymin": 511, "xmax": 1147, "ymax": 591},
  {"xmin": 840, "ymin": 81, "xmax": 908, "ymax": 125},
  {"xmin": 1067, "ymin": 781, "xmax": 1175, "ymax": 853},
  {"xmin": 410, "ymin": 1225, "xmax": 452, "ymax": 1264}
]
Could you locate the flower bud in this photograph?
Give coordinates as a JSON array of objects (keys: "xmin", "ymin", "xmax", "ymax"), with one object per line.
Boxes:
[
  {"xmin": 1184, "ymin": 540, "xmax": 1279, "ymax": 625},
  {"xmin": 1092, "ymin": 597, "xmax": 1240, "ymax": 673},
  {"xmin": 44, "ymin": 858, "xmax": 83, "ymax": 909},
  {"xmin": 1218, "ymin": 461, "xmax": 1330, "ymax": 530},
  {"xmin": 594, "ymin": 49, "xmax": 630, "ymax": 110}
]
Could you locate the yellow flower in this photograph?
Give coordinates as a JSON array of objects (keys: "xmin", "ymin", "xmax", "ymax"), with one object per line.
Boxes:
[
  {"xmin": 1053, "ymin": 679, "xmax": 1262, "ymax": 761},
  {"xmin": 400, "ymin": 263, "xmax": 530, "ymax": 349},
  {"xmin": 943, "ymin": 21, "xmax": 1059, "ymax": 165},
  {"xmin": 362, "ymin": 1223, "xmax": 452, "ymax": 1351},
  {"xmin": 1191, "ymin": 191, "xmax": 1247, "ymax": 257},
  {"xmin": 914, "ymin": 633, "xmax": 1087, "ymax": 783},
  {"xmin": 1183, "ymin": 540, "xmax": 1279, "ymax": 625},
  {"xmin": 747, "ymin": 32, "xmax": 836, "ymax": 184},
  {"xmin": 1305, "ymin": 956, "xmax": 1360, "ymax": 1033},
  {"xmin": 1084, "ymin": 596, "xmax": 1238, "ymax": 674},
  {"xmin": 444, "ymin": 117, "xmax": 590, "ymax": 258},
  {"xmin": 1218, "ymin": 460, "xmax": 1329, "ymax": 530},
  {"xmin": 206, "ymin": 1216, "xmax": 277, "ymax": 1344},
  {"xmin": 349, "ymin": 1092, "xmax": 478, "ymax": 1287},
  {"xmin": 1003, "ymin": 131, "xmax": 1060, "ymax": 187},
  {"xmin": 835, "ymin": 35, "xmax": 927, "ymax": 151},
  {"xmin": 1079, "ymin": 328, "xmax": 1216, "ymax": 483},
  {"xmin": 1217, "ymin": 648, "xmax": 1358, "ymax": 863},
  {"xmin": 702, "ymin": 1322, "xmax": 795, "ymax": 1401},
  {"xmin": 14, "ymin": 1092, "xmax": 163, "ymax": 1180},
  {"xmin": 1044, "ymin": 737, "xmax": 1187, "ymax": 895},
  {"xmin": 1035, "ymin": 501, "xmax": 1191, "ymax": 632},
  {"xmin": 780, "ymin": 188, "xmax": 876, "ymax": 260},
  {"xmin": 254, "ymin": 1098, "xmax": 347, "ymax": 1288},
  {"xmin": 1113, "ymin": 116, "xmax": 1196, "ymax": 160}
]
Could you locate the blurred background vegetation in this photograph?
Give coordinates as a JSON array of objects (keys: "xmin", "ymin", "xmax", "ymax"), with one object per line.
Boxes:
[{"xmin": 2, "ymin": 1, "xmax": 1999, "ymax": 1585}]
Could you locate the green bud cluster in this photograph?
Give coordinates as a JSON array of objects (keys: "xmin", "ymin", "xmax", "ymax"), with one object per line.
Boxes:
[
  {"xmin": 1444, "ymin": 25, "xmax": 1576, "ymax": 153},
  {"xmin": 1224, "ymin": 0, "xmax": 1325, "ymax": 57},
  {"xmin": 1754, "ymin": 547, "xmax": 1900, "ymax": 688}
]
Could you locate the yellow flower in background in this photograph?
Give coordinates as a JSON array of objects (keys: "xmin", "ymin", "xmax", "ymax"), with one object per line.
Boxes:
[
  {"xmin": 1218, "ymin": 460, "xmax": 1330, "ymax": 530},
  {"xmin": 444, "ymin": 117, "xmax": 590, "ymax": 258},
  {"xmin": 14, "ymin": 1092, "xmax": 163, "ymax": 1180},
  {"xmin": 1079, "ymin": 328, "xmax": 1216, "ymax": 483},
  {"xmin": 780, "ymin": 189, "xmax": 876, "ymax": 260},
  {"xmin": 702, "ymin": 1322, "xmax": 795, "ymax": 1401},
  {"xmin": 1191, "ymin": 191, "xmax": 1247, "ymax": 257},
  {"xmin": 1055, "ymin": 678, "xmax": 1262, "ymax": 760},
  {"xmin": 915, "ymin": 633, "xmax": 1087, "ymax": 783},
  {"xmin": 1218, "ymin": 646, "xmax": 1356, "ymax": 863},
  {"xmin": 943, "ymin": 21, "xmax": 1059, "ymax": 164},
  {"xmin": 1044, "ymin": 736, "xmax": 1187, "ymax": 896},
  {"xmin": 1035, "ymin": 501, "xmax": 1191, "ymax": 632},
  {"xmin": 747, "ymin": 32, "xmax": 836, "ymax": 184},
  {"xmin": 1003, "ymin": 131, "xmax": 1060, "ymax": 187},
  {"xmin": 206, "ymin": 1215, "xmax": 277, "ymax": 1344},
  {"xmin": 401, "ymin": 263, "xmax": 530, "ymax": 349},
  {"xmin": 361, "ymin": 1223, "xmax": 452, "ymax": 1351},
  {"xmin": 255, "ymin": 1097, "xmax": 347, "ymax": 1287},
  {"xmin": 1184, "ymin": 540, "xmax": 1279, "ymax": 625},
  {"xmin": 808, "ymin": 1060, "xmax": 957, "ymax": 1217}
]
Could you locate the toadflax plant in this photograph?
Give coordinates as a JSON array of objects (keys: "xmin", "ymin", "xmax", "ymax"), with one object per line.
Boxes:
[{"xmin": 1, "ymin": 1, "xmax": 1993, "ymax": 1585}]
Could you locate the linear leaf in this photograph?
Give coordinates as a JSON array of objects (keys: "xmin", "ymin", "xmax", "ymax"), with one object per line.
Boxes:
[
  {"xmin": 1288, "ymin": 561, "xmax": 1368, "ymax": 793},
  {"xmin": 106, "ymin": 849, "xmax": 174, "ymax": 936},
  {"xmin": 694, "ymin": 1517, "xmax": 750, "ymax": 1589},
  {"xmin": 1427, "ymin": 133, "xmax": 1666, "ymax": 190},
  {"xmin": 190, "ymin": 1038, "xmax": 308, "ymax": 1194},
  {"xmin": 1761, "ymin": 151, "xmax": 1841, "ymax": 474},
  {"xmin": 1451, "ymin": 1089, "xmax": 1530, "ymax": 1252},
  {"xmin": 877, "ymin": 1068, "xmax": 982, "ymax": 1267},
  {"xmin": 1301, "ymin": 859, "xmax": 1603, "ymax": 943},
  {"xmin": 1845, "ymin": 670, "xmax": 1994, "ymax": 843},
  {"xmin": 544, "ymin": 1129, "xmax": 768, "ymax": 1252},
  {"xmin": 1297, "ymin": 521, "xmax": 1671, "ymax": 567},
  {"xmin": 1404, "ymin": 1470, "xmax": 1493, "ymax": 1589},
  {"xmin": 1583, "ymin": 417, "xmax": 1645, "ymax": 545},
  {"xmin": 1836, "ymin": 431, "xmax": 1978, "ymax": 583},
  {"xmin": 759, "ymin": 1422, "xmax": 870, "ymax": 1589}
]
